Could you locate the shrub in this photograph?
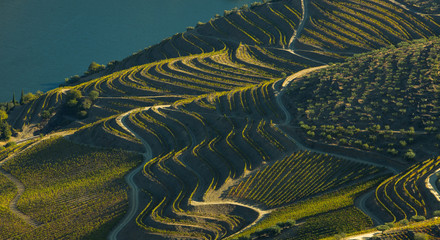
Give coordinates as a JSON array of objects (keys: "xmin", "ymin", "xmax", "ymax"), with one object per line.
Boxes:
[
  {"xmin": 411, "ymin": 215, "xmax": 426, "ymax": 222},
  {"xmin": 385, "ymin": 222, "xmax": 395, "ymax": 228},
  {"xmin": 5, "ymin": 141, "xmax": 16, "ymax": 148},
  {"xmin": 80, "ymin": 98, "xmax": 92, "ymax": 110},
  {"xmin": 41, "ymin": 110, "xmax": 51, "ymax": 119},
  {"xmin": 77, "ymin": 110, "xmax": 88, "ymax": 118},
  {"xmin": 433, "ymin": 210, "xmax": 440, "ymax": 217},
  {"xmin": 404, "ymin": 149, "xmax": 416, "ymax": 159},
  {"xmin": 67, "ymin": 99, "xmax": 78, "ymax": 108},
  {"xmin": 255, "ymin": 226, "xmax": 281, "ymax": 237},
  {"xmin": 67, "ymin": 90, "xmax": 82, "ymax": 100},
  {"xmin": 398, "ymin": 219, "xmax": 409, "ymax": 225},
  {"xmin": 21, "ymin": 92, "xmax": 38, "ymax": 105},
  {"xmin": 88, "ymin": 90, "xmax": 99, "ymax": 101},
  {"xmin": 377, "ymin": 225, "xmax": 390, "ymax": 233},
  {"xmin": 0, "ymin": 110, "xmax": 7, "ymax": 121},
  {"xmin": 0, "ymin": 121, "xmax": 12, "ymax": 140},
  {"xmin": 86, "ymin": 61, "xmax": 105, "ymax": 75}
]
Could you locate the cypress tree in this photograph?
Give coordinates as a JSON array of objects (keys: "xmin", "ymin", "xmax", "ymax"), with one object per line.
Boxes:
[
  {"xmin": 12, "ymin": 93, "xmax": 16, "ymax": 105},
  {"xmin": 20, "ymin": 90, "xmax": 24, "ymax": 105}
]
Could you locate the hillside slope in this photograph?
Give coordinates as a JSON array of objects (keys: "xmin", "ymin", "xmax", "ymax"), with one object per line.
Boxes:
[
  {"xmin": 285, "ymin": 37, "xmax": 440, "ymax": 162},
  {"xmin": 2, "ymin": 0, "xmax": 440, "ymax": 239},
  {"xmin": 7, "ymin": 0, "xmax": 440, "ymax": 134}
]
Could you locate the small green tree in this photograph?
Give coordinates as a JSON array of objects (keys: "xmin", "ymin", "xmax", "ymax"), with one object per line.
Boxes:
[
  {"xmin": 88, "ymin": 90, "xmax": 99, "ymax": 101},
  {"xmin": 0, "ymin": 110, "xmax": 7, "ymax": 121},
  {"xmin": 2, "ymin": 126, "xmax": 11, "ymax": 140},
  {"xmin": 405, "ymin": 149, "xmax": 416, "ymax": 160},
  {"xmin": 22, "ymin": 92, "xmax": 37, "ymax": 104},
  {"xmin": 67, "ymin": 89, "xmax": 82, "ymax": 100},
  {"xmin": 80, "ymin": 98, "xmax": 92, "ymax": 110},
  {"xmin": 20, "ymin": 89, "xmax": 24, "ymax": 104},
  {"xmin": 87, "ymin": 61, "xmax": 105, "ymax": 74}
]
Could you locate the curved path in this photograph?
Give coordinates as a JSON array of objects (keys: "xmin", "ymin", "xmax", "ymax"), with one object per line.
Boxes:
[
  {"xmin": 273, "ymin": 68, "xmax": 400, "ymax": 174},
  {"xmin": 109, "ymin": 105, "xmax": 169, "ymax": 240},
  {"xmin": 425, "ymin": 168, "xmax": 440, "ymax": 202},
  {"xmin": 0, "ymin": 168, "xmax": 40, "ymax": 227},
  {"xmin": 110, "ymin": 104, "xmax": 277, "ymax": 239},
  {"xmin": 158, "ymin": 107, "xmax": 272, "ymax": 239},
  {"xmin": 354, "ymin": 189, "xmax": 384, "ymax": 225},
  {"xmin": 288, "ymin": 0, "xmax": 308, "ymax": 49},
  {"xmin": 191, "ymin": 200, "xmax": 271, "ymax": 238},
  {"xmin": 0, "ymin": 141, "xmax": 42, "ymax": 227},
  {"xmin": 284, "ymin": 0, "xmax": 326, "ymax": 65},
  {"xmin": 273, "ymin": 68, "xmax": 401, "ymax": 227},
  {"xmin": 344, "ymin": 231, "xmax": 380, "ymax": 240}
]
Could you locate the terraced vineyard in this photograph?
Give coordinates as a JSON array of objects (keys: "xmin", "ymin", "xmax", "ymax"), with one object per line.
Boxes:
[
  {"xmin": 2, "ymin": 0, "xmax": 440, "ymax": 239},
  {"xmin": 102, "ymin": 89, "xmax": 300, "ymax": 239},
  {"xmin": 375, "ymin": 156, "xmax": 440, "ymax": 222},
  {"xmin": 0, "ymin": 137, "xmax": 143, "ymax": 239},
  {"xmin": 9, "ymin": 0, "xmax": 440, "ymax": 132},
  {"xmin": 227, "ymin": 151, "xmax": 384, "ymax": 208}
]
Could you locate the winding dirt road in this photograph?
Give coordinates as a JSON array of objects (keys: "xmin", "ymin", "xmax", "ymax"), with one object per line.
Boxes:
[
  {"xmin": 0, "ymin": 141, "xmax": 41, "ymax": 227},
  {"xmin": 0, "ymin": 168, "xmax": 40, "ymax": 227},
  {"xmin": 273, "ymin": 68, "xmax": 402, "ymax": 227},
  {"xmin": 354, "ymin": 189, "xmax": 384, "ymax": 225},
  {"xmin": 426, "ymin": 168, "xmax": 440, "ymax": 202},
  {"xmin": 288, "ymin": 0, "xmax": 308, "ymax": 49},
  {"xmin": 273, "ymin": 67, "xmax": 399, "ymax": 173},
  {"xmin": 108, "ymin": 104, "xmax": 276, "ymax": 240},
  {"xmin": 108, "ymin": 105, "xmax": 168, "ymax": 240},
  {"xmin": 191, "ymin": 200, "xmax": 271, "ymax": 238}
]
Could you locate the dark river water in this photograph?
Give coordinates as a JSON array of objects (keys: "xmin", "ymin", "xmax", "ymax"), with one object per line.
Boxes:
[{"xmin": 0, "ymin": 0, "xmax": 253, "ymax": 102}]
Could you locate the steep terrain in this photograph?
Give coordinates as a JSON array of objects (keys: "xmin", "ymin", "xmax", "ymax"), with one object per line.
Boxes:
[{"xmin": 1, "ymin": 0, "xmax": 440, "ymax": 239}]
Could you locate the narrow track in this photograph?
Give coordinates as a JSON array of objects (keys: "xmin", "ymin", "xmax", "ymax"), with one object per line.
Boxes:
[
  {"xmin": 108, "ymin": 105, "xmax": 169, "ymax": 240},
  {"xmin": 354, "ymin": 189, "xmax": 384, "ymax": 225},
  {"xmin": 191, "ymin": 200, "xmax": 271, "ymax": 238},
  {"xmin": 110, "ymin": 104, "xmax": 276, "ymax": 239},
  {"xmin": 273, "ymin": 67, "xmax": 399, "ymax": 174},
  {"xmin": 288, "ymin": 0, "xmax": 308, "ymax": 49},
  {"xmin": 273, "ymin": 68, "xmax": 401, "ymax": 227},
  {"xmin": 0, "ymin": 140, "xmax": 43, "ymax": 227},
  {"xmin": 0, "ymin": 168, "xmax": 40, "ymax": 227},
  {"xmin": 426, "ymin": 168, "xmax": 440, "ymax": 202}
]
